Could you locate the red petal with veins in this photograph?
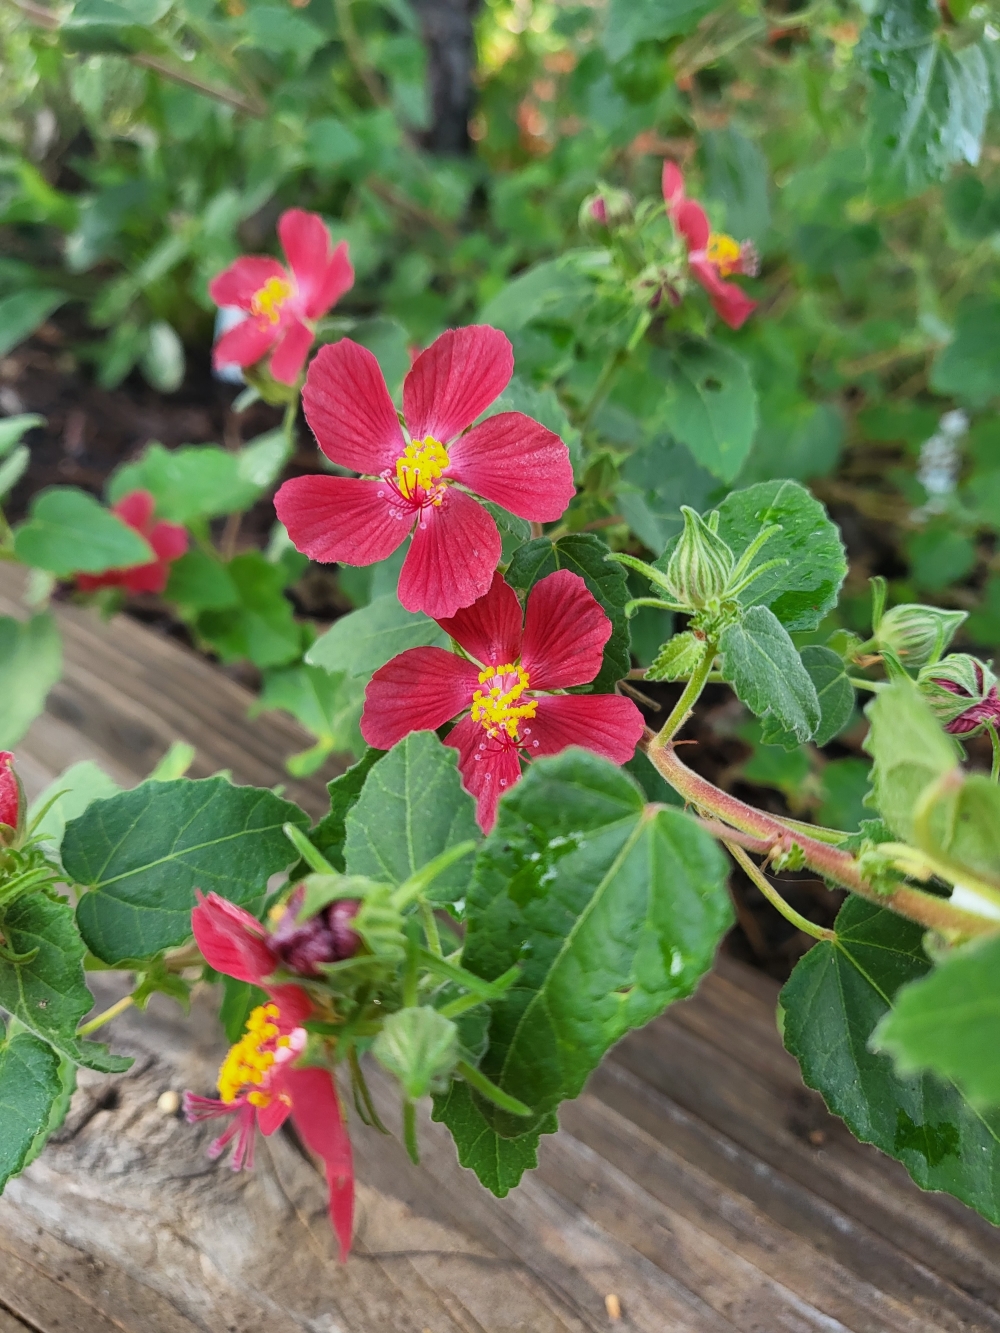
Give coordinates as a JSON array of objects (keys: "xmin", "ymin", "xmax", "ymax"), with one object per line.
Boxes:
[
  {"xmin": 674, "ymin": 198, "xmax": 710, "ymax": 252},
  {"xmin": 275, "ymin": 475, "xmax": 410, "ymax": 566},
  {"xmin": 662, "ymin": 160, "xmax": 685, "ymax": 210},
  {"xmin": 213, "ymin": 316, "xmax": 275, "ymax": 371},
  {"xmin": 446, "ymin": 715, "xmax": 523, "ymax": 832},
  {"xmin": 521, "ymin": 570, "xmax": 611, "ymax": 690},
  {"xmin": 397, "ymin": 487, "xmax": 501, "ymax": 619},
  {"xmin": 286, "ymin": 1066, "xmax": 354, "ymax": 1261},
  {"xmin": 209, "ymin": 256, "xmax": 287, "ymax": 311},
  {"xmin": 360, "ymin": 648, "xmax": 481, "ymax": 750},
  {"xmin": 269, "ymin": 318, "xmax": 314, "ymax": 385},
  {"xmin": 447, "ymin": 412, "xmax": 574, "ymax": 523},
  {"xmin": 403, "ymin": 326, "xmax": 513, "ymax": 444},
  {"xmin": 191, "ymin": 891, "xmax": 276, "ymax": 985},
  {"xmin": 527, "ymin": 694, "xmax": 645, "ymax": 765},
  {"xmin": 435, "ymin": 571, "xmax": 523, "ymax": 667},
  {"xmin": 0, "ymin": 752, "xmax": 18, "ymax": 831},
  {"xmin": 307, "ymin": 241, "xmax": 354, "ymax": 322},
  {"xmin": 302, "ymin": 339, "xmax": 405, "ymax": 475},
  {"xmin": 689, "ymin": 259, "xmax": 757, "ymax": 330},
  {"xmin": 277, "ymin": 209, "xmax": 331, "ymax": 310}
]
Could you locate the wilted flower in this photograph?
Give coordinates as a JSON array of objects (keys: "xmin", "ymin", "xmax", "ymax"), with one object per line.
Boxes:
[
  {"xmin": 76, "ymin": 490, "xmax": 188, "ymax": 596},
  {"xmin": 918, "ymin": 654, "xmax": 1000, "ymax": 734},
  {"xmin": 270, "ymin": 885, "xmax": 361, "ymax": 977},
  {"xmin": 662, "ymin": 161, "xmax": 757, "ymax": 329}
]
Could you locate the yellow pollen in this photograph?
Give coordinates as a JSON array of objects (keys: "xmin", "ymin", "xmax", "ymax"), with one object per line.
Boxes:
[
  {"xmin": 250, "ymin": 276, "xmax": 293, "ymax": 325},
  {"xmin": 217, "ymin": 1003, "xmax": 284, "ymax": 1105},
  {"xmin": 395, "ymin": 436, "xmax": 450, "ymax": 503},
  {"xmin": 470, "ymin": 663, "xmax": 538, "ymax": 740},
  {"xmin": 706, "ymin": 233, "xmax": 742, "ymax": 277}
]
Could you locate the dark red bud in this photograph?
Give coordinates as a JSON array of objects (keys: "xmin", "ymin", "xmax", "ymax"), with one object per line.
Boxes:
[{"xmin": 269, "ymin": 887, "xmax": 361, "ymax": 977}]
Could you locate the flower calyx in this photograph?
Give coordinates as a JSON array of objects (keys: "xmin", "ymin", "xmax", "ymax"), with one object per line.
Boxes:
[
  {"xmin": 917, "ymin": 654, "xmax": 1000, "ymax": 734},
  {"xmin": 868, "ymin": 602, "xmax": 968, "ymax": 669},
  {"xmin": 663, "ymin": 506, "xmax": 735, "ymax": 610}
]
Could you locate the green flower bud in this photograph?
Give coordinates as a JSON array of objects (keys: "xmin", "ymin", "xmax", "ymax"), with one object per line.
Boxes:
[
  {"xmin": 579, "ymin": 183, "xmax": 634, "ymax": 234},
  {"xmin": 663, "ymin": 507, "xmax": 734, "ymax": 610},
  {"xmin": 874, "ymin": 604, "xmax": 967, "ymax": 668},
  {"xmin": 917, "ymin": 653, "xmax": 999, "ymax": 732},
  {"xmin": 646, "ymin": 630, "xmax": 707, "ymax": 682},
  {"xmin": 372, "ymin": 1007, "xmax": 459, "ymax": 1101}
]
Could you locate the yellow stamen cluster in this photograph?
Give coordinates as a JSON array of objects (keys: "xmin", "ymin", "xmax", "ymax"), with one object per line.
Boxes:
[
  {"xmin": 470, "ymin": 664, "xmax": 538, "ymax": 740},
  {"xmin": 706, "ymin": 233, "xmax": 742, "ymax": 277},
  {"xmin": 395, "ymin": 436, "xmax": 450, "ymax": 503},
  {"xmin": 251, "ymin": 276, "xmax": 293, "ymax": 325},
  {"xmin": 217, "ymin": 1003, "xmax": 290, "ymax": 1106}
]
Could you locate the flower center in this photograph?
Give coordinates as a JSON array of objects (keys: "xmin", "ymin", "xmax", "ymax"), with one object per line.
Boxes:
[
  {"xmin": 217, "ymin": 1002, "xmax": 292, "ymax": 1108},
  {"xmin": 251, "ymin": 276, "xmax": 293, "ymax": 325},
  {"xmin": 394, "ymin": 436, "xmax": 450, "ymax": 504},
  {"xmin": 470, "ymin": 664, "xmax": 538, "ymax": 740},
  {"xmin": 706, "ymin": 233, "xmax": 743, "ymax": 277}
]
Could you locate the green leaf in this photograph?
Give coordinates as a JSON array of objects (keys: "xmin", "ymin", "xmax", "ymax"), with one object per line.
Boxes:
[
  {"xmin": 29, "ymin": 760, "xmax": 122, "ymax": 859},
  {"xmin": 108, "ymin": 437, "xmax": 288, "ymax": 523},
  {"xmin": 617, "ymin": 436, "xmax": 721, "ymax": 556},
  {"xmin": 165, "ymin": 550, "xmax": 240, "ymax": 614},
  {"xmin": 782, "ymin": 896, "xmax": 1000, "ymax": 1223},
  {"xmin": 911, "ymin": 772, "xmax": 1000, "ymax": 889},
  {"xmin": 0, "ymin": 614, "xmax": 62, "ymax": 749},
  {"xmin": 760, "ymin": 646, "xmax": 855, "ymax": 748},
  {"xmin": 344, "ymin": 733, "xmax": 479, "ymax": 903},
  {"xmin": 505, "ymin": 534, "xmax": 630, "ymax": 691},
  {"xmin": 306, "ymin": 593, "xmax": 447, "ymax": 678},
  {"xmin": 860, "ymin": 0, "xmax": 989, "ymax": 200},
  {"xmin": 873, "ymin": 934, "xmax": 1000, "ymax": 1109},
  {"xmin": 718, "ymin": 607, "xmax": 821, "ymax": 743},
  {"xmin": 461, "ymin": 750, "xmax": 731, "ymax": 1144},
  {"xmin": 13, "ymin": 487, "xmax": 153, "ymax": 575},
  {"xmin": 431, "ymin": 1080, "xmax": 557, "ymax": 1197},
  {"xmin": 714, "ymin": 480, "xmax": 848, "ymax": 631},
  {"xmin": 0, "ymin": 893, "xmax": 131, "ymax": 1071},
  {"xmin": 195, "ymin": 553, "xmax": 300, "ymax": 669},
  {"xmin": 652, "ymin": 343, "xmax": 758, "ymax": 484},
  {"xmin": 930, "ymin": 298, "xmax": 1000, "ymax": 407},
  {"xmin": 603, "ymin": 0, "xmax": 721, "ymax": 61},
  {"xmin": 220, "ymin": 976, "xmax": 267, "ymax": 1044},
  {"xmin": 67, "ymin": 777, "xmax": 309, "ymax": 963},
  {"xmin": 0, "ymin": 290, "xmax": 66, "ymax": 359},
  {"xmin": 478, "ymin": 254, "xmax": 596, "ymax": 332},
  {"xmin": 862, "ymin": 681, "xmax": 957, "ymax": 843},
  {"xmin": 0, "ymin": 414, "xmax": 44, "ymax": 456},
  {"xmin": 252, "ymin": 665, "xmax": 364, "ymax": 773},
  {"xmin": 307, "ymin": 747, "xmax": 385, "ymax": 873},
  {"xmin": 0, "ymin": 1028, "xmax": 63, "ymax": 1191},
  {"xmin": 703, "ymin": 127, "xmax": 771, "ymax": 246}
]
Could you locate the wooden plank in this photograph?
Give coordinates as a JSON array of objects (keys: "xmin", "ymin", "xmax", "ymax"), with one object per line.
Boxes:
[{"xmin": 2, "ymin": 561, "xmax": 1000, "ymax": 1333}]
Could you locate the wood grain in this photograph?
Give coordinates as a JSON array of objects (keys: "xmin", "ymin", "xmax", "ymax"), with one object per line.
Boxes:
[{"xmin": 1, "ymin": 563, "xmax": 998, "ymax": 1333}]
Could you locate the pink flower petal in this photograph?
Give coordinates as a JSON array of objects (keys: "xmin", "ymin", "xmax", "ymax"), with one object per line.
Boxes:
[
  {"xmin": 403, "ymin": 326, "xmax": 513, "ymax": 444},
  {"xmin": 209, "ymin": 256, "xmax": 287, "ymax": 310},
  {"xmin": 447, "ymin": 412, "xmax": 574, "ymax": 523},
  {"xmin": 360, "ymin": 647, "xmax": 481, "ymax": 750},
  {"xmin": 277, "ymin": 209, "xmax": 330, "ymax": 307},
  {"xmin": 306, "ymin": 242, "xmax": 354, "ymax": 322},
  {"xmin": 213, "ymin": 317, "xmax": 274, "ymax": 371},
  {"xmin": 435, "ymin": 571, "xmax": 523, "ymax": 667},
  {"xmin": 255, "ymin": 1079, "xmax": 295, "ymax": 1137},
  {"xmin": 446, "ymin": 715, "xmax": 522, "ymax": 832},
  {"xmin": 275, "ymin": 476, "xmax": 410, "ymax": 566},
  {"xmin": 662, "ymin": 160, "xmax": 685, "ymax": 210},
  {"xmin": 690, "ymin": 260, "xmax": 756, "ymax": 330},
  {"xmin": 674, "ymin": 198, "xmax": 710, "ymax": 253},
  {"xmin": 149, "ymin": 520, "xmax": 189, "ymax": 564},
  {"xmin": 527, "ymin": 694, "xmax": 645, "ymax": 766},
  {"xmin": 521, "ymin": 570, "xmax": 611, "ymax": 690},
  {"xmin": 192, "ymin": 890, "xmax": 276, "ymax": 985},
  {"xmin": 0, "ymin": 752, "xmax": 19, "ymax": 831},
  {"xmin": 285, "ymin": 1067, "xmax": 354, "ymax": 1261},
  {"xmin": 121, "ymin": 561, "xmax": 170, "ymax": 595},
  {"xmin": 113, "ymin": 489, "xmax": 155, "ymax": 533},
  {"xmin": 269, "ymin": 318, "xmax": 314, "ymax": 385},
  {"xmin": 397, "ymin": 487, "xmax": 501, "ymax": 619},
  {"xmin": 302, "ymin": 340, "xmax": 405, "ymax": 474}
]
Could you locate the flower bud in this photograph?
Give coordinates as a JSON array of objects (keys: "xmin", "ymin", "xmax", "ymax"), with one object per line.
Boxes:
[
  {"xmin": 0, "ymin": 752, "xmax": 24, "ymax": 848},
  {"xmin": 269, "ymin": 885, "xmax": 360, "ymax": 976},
  {"xmin": 663, "ymin": 507, "xmax": 734, "ymax": 610},
  {"xmin": 579, "ymin": 184, "xmax": 634, "ymax": 234},
  {"xmin": 917, "ymin": 654, "xmax": 1000, "ymax": 734},
  {"xmin": 874, "ymin": 603, "xmax": 967, "ymax": 668}
]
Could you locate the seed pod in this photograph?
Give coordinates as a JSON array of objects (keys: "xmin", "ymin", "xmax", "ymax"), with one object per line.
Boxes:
[
  {"xmin": 663, "ymin": 507, "xmax": 734, "ymax": 610},
  {"xmin": 917, "ymin": 654, "xmax": 1000, "ymax": 734},
  {"xmin": 875, "ymin": 604, "xmax": 967, "ymax": 668}
]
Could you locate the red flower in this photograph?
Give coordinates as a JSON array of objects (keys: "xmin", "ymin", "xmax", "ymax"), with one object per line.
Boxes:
[
  {"xmin": 360, "ymin": 570, "xmax": 645, "ymax": 830},
  {"xmin": 188, "ymin": 891, "xmax": 354, "ymax": 1258},
  {"xmin": 76, "ymin": 491, "xmax": 188, "ymax": 596},
  {"xmin": 662, "ymin": 161, "xmax": 757, "ymax": 330},
  {"xmin": 209, "ymin": 209, "xmax": 354, "ymax": 386},
  {"xmin": 274, "ymin": 326, "xmax": 576, "ymax": 619},
  {"xmin": 0, "ymin": 751, "xmax": 21, "ymax": 840}
]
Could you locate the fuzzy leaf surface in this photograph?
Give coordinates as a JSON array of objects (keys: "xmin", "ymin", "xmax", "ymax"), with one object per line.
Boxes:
[
  {"xmin": 653, "ymin": 342, "xmax": 758, "ymax": 484},
  {"xmin": 863, "ymin": 681, "xmax": 957, "ymax": 843},
  {"xmin": 306, "ymin": 593, "xmax": 447, "ymax": 678},
  {"xmin": 68, "ymin": 777, "xmax": 309, "ymax": 963},
  {"xmin": 0, "ymin": 1028, "xmax": 63, "ymax": 1191},
  {"xmin": 760, "ymin": 646, "xmax": 855, "ymax": 748}
]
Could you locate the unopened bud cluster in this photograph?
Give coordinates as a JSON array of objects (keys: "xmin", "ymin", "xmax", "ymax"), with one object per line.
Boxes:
[
  {"xmin": 917, "ymin": 654, "xmax": 1000, "ymax": 735},
  {"xmin": 579, "ymin": 183, "xmax": 635, "ymax": 235},
  {"xmin": 0, "ymin": 751, "xmax": 24, "ymax": 849}
]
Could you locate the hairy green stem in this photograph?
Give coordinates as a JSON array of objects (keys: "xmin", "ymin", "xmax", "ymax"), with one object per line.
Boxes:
[
  {"xmin": 77, "ymin": 994, "xmax": 134, "ymax": 1037},
  {"xmin": 648, "ymin": 641, "xmax": 716, "ymax": 750},
  {"xmin": 725, "ymin": 841, "xmax": 835, "ymax": 942}
]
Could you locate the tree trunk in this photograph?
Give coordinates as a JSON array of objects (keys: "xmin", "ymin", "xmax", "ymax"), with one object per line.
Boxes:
[{"xmin": 411, "ymin": 0, "xmax": 483, "ymax": 154}]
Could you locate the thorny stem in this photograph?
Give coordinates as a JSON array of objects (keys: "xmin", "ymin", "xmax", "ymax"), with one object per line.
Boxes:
[
  {"xmin": 648, "ymin": 641, "xmax": 717, "ymax": 750},
  {"xmin": 646, "ymin": 738, "xmax": 1000, "ymax": 938},
  {"xmin": 725, "ymin": 841, "xmax": 835, "ymax": 942},
  {"xmin": 77, "ymin": 994, "xmax": 134, "ymax": 1037}
]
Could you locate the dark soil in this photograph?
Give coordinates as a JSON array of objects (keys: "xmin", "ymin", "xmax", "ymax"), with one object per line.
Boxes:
[{"xmin": 0, "ymin": 327, "xmax": 918, "ymax": 983}]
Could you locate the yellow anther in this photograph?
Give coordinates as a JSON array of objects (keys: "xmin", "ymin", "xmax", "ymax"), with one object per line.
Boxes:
[
  {"xmin": 217, "ymin": 1003, "xmax": 282, "ymax": 1104},
  {"xmin": 470, "ymin": 664, "xmax": 538, "ymax": 740},
  {"xmin": 706, "ymin": 233, "xmax": 742, "ymax": 277},
  {"xmin": 251, "ymin": 276, "xmax": 293, "ymax": 325},
  {"xmin": 395, "ymin": 436, "xmax": 450, "ymax": 502}
]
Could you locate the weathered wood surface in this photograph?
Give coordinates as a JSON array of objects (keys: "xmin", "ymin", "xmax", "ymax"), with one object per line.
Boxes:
[{"xmin": 1, "ymin": 565, "xmax": 999, "ymax": 1333}]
